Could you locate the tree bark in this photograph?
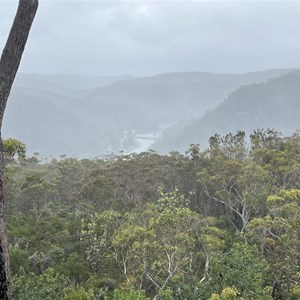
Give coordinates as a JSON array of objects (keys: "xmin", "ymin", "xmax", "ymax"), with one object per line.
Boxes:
[{"xmin": 0, "ymin": 1, "xmax": 38, "ymax": 298}]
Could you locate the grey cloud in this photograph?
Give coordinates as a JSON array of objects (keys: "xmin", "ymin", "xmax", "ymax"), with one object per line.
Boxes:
[{"xmin": 1, "ymin": 1, "xmax": 300, "ymax": 75}]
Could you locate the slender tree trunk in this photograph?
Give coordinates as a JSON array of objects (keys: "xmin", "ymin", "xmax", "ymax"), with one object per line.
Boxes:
[{"xmin": 0, "ymin": 1, "xmax": 38, "ymax": 298}]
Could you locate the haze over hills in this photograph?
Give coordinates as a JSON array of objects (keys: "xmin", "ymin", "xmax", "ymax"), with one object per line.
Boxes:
[
  {"xmin": 2, "ymin": 69, "xmax": 296, "ymax": 157},
  {"xmin": 84, "ymin": 69, "xmax": 295, "ymax": 131},
  {"xmin": 14, "ymin": 73, "xmax": 133, "ymax": 96},
  {"xmin": 155, "ymin": 71, "xmax": 300, "ymax": 153}
]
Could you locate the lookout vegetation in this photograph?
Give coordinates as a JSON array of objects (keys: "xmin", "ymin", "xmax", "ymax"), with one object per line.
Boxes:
[
  {"xmin": 0, "ymin": 0, "xmax": 38, "ymax": 299},
  {"xmin": 4, "ymin": 129, "xmax": 300, "ymax": 300}
]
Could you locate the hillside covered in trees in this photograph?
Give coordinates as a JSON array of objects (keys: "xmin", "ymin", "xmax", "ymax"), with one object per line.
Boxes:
[
  {"xmin": 155, "ymin": 71, "xmax": 300, "ymax": 153},
  {"xmin": 3, "ymin": 2, "xmax": 300, "ymax": 300},
  {"xmin": 5, "ymin": 129, "xmax": 300, "ymax": 299},
  {"xmin": 3, "ymin": 69, "xmax": 294, "ymax": 157}
]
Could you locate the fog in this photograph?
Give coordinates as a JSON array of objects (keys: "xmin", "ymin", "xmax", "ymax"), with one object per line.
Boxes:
[
  {"xmin": 0, "ymin": 1, "xmax": 300, "ymax": 157},
  {"xmin": 2, "ymin": 1, "xmax": 300, "ymax": 76}
]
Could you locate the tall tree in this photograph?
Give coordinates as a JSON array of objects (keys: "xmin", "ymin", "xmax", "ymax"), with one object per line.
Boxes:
[{"xmin": 0, "ymin": 0, "xmax": 38, "ymax": 298}]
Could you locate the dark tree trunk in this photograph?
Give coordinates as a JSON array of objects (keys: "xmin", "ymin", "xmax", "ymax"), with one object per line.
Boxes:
[{"xmin": 0, "ymin": 1, "xmax": 38, "ymax": 298}]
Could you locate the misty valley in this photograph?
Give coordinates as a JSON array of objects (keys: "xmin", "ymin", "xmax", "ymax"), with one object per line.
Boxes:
[
  {"xmin": 4, "ymin": 69, "xmax": 299, "ymax": 158},
  {"xmin": 2, "ymin": 1, "xmax": 300, "ymax": 299},
  {"xmin": 4, "ymin": 69, "xmax": 300, "ymax": 300}
]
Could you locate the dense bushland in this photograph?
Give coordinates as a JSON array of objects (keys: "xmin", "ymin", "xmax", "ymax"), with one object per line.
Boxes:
[{"xmin": 5, "ymin": 129, "xmax": 300, "ymax": 299}]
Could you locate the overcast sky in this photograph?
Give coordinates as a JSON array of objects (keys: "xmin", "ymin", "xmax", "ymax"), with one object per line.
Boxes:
[{"xmin": 1, "ymin": 0, "xmax": 300, "ymax": 76}]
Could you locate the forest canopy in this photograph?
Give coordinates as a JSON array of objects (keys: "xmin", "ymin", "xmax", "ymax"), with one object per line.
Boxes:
[{"xmin": 5, "ymin": 129, "xmax": 300, "ymax": 300}]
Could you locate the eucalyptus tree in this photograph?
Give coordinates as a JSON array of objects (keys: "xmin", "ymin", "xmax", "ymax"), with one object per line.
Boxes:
[
  {"xmin": 248, "ymin": 189, "xmax": 300, "ymax": 298},
  {"xmin": 198, "ymin": 132, "xmax": 273, "ymax": 232},
  {"xmin": 0, "ymin": 0, "xmax": 38, "ymax": 297}
]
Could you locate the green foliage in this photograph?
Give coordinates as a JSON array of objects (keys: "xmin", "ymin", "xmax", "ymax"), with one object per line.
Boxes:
[
  {"xmin": 3, "ymin": 138, "xmax": 26, "ymax": 161},
  {"xmin": 12, "ymin": 268, "xmax": 66, "ymax": 300},
  {"xmin": 112, "ymin": 204, "xmax": 201, "ymax": 293},
  {"xmin": 6, "ymin": 131, "xmax": 300, "ymax": 300},
  {"xmin": 156, "ymin": 187, "xmax": 189, "ymax": 211},
  {"xmin": 9, "ymin": 246, "xmax": 29, "ymax": 275},
  {"xmin": 55, "ymin": 252, "xmax": 90, "ymax": 283},
  {"xmin": 198, "ymin": 132, "xmax": 273, "ymax": 232},
  {"xmin": 209, "ymin": 287, "xmax": 240, "ymax": 300},
  {"xmin": 248, "ymin": 188, "xmax": 300, "ymax": 299},
  {"xmin": 112, "ymin": 289, "xmax": 150, "ymax": 300},
  {"xmin": 81, "ymin": 210, "xmax": 122, "ymax": 276},
  {"xmin": 62, "ymin": 287, "xmax": 93, "ymax": 300},
  {"xmin": 158, "ymin": 288, "xmax": 173, "ymax": 300},
  {"xmin": 202, "ymin": 243, "xmax": 270, "ymax": 299},
  {"xmin": 288, "ymin": 285, "xmax": 300, "ymax": 300}
]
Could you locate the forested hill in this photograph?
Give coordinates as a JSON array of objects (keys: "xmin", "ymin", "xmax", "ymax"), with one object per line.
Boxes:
[
  {"xmin": 79, "ymin": 70, "xmax": 296, "ymax": 132},
  {"xmin": 83, "ymin": 69, "xmax": 294, "ymax": 128},
  {"xmin": 6, "ymin": 130, "xmax": 300, "ymax": 299},
  {"xmin": 3, "ymin": 69, "xmax": 293, "ymax": 157},
  {"xmin": 155, "ymin": 70, "xmax": 300, "ymax": 153}
]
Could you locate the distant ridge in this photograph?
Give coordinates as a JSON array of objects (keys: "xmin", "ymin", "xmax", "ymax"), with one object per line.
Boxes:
[
  {"xmin": 15, "ymin": 73, "xmax": 133, "ymax": 96},
  {"xmin": 3, "ymin": 69, "xmax": 296, "ymax": 157},
  {"xmin": 155, "ymin": 70, "xmax": 300, "ymax": 153}
]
